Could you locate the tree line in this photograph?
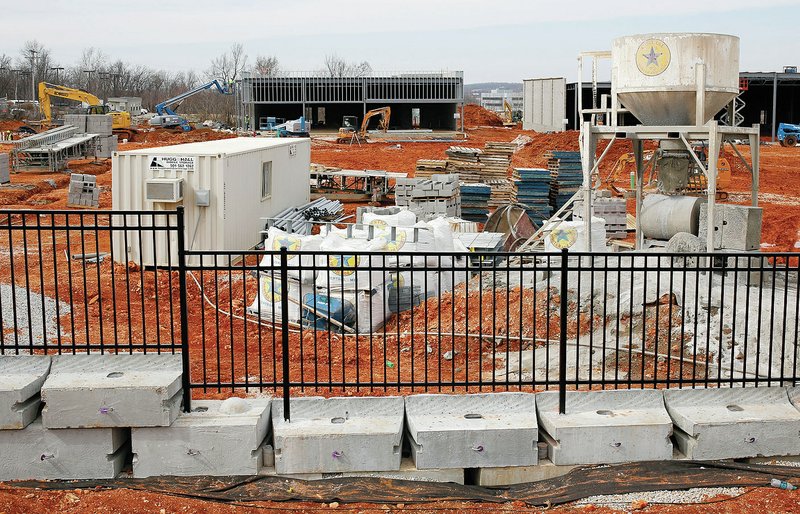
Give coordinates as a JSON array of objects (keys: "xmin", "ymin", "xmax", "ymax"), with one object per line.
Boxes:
[{"xmin": 0, "ymin": 41, "xmax": 371, "ymax": 124}]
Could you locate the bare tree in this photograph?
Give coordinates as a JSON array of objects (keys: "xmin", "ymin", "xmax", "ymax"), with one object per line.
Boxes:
[
  {"xmin": 254, "ymin": 55, "xmax": 280, "ymax": 77},
  {"xmin": 208, "ymin": 43, "xmax": 248, "ymax": 83},
  {"xmin": 322, "ymin": 54, "xmax": 372, "ymax": 77}
]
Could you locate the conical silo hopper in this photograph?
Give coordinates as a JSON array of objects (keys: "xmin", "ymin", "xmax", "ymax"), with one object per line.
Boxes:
[{"xmin": 611, "ymin": 33, "xmax": 740, "ymax": 126}]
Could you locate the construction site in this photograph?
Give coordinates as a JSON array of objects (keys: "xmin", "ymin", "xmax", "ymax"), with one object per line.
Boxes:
[{"xmin": 1, "ymin": 25, "xmax": 800, "ymax": 514}]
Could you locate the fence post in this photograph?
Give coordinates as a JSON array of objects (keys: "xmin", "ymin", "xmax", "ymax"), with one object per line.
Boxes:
[
  {"xmin": 559, "ymin": 248, "xmax": 568, "ymax": 415},
  {"xmin": 280, "ymin": 246, "xmax": 291, "ymax": 422},
  {"xmin": 176, "ymin": 206, "xmax": 192, "ymax": 413}
]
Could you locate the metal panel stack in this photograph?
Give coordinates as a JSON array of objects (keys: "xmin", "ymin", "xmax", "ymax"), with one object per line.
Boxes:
[
  {"xmin": 573, "ymin": 191, "xmax": 628, "ymax": 239},
  {"xmin": 444, "ymin": 146, "xmax": 483, "ymax": 182},
  {"xmin": 67, "ymin": 173, "xmax": 100, "ymax": 208},
  {"xmin": 414, "ymin": 159, "xmax": 447, "ymax": 179},
  {"xmin": 512, "ymin": 168, "xmax": 553, "ymax": 227},
  {"xmin": 547, "ymin": 151, "xmax": 582, "ymax": 211},
  {"xmin": 459, "ymin": 183, "xmax": 491, "ymax": 222},
  {"xmin": 395, "ymin": 174, "xmax": 461, "ymax": 220}
]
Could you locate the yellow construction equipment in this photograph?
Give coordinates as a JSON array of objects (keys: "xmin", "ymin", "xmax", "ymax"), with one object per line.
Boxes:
[
  {"xmin": 336, "ymin": 107, "xmax": 390, "ymax": 143},
  {"xmin": 38, "ymin": 82, "xmax": 138, "ymax": 140},
  {"xmin": 502, "ymin": 99, "xmax": 517, "ymax": 127}
]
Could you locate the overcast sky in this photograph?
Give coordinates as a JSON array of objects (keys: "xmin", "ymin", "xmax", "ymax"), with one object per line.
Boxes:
[{"xmin": 2, "ymin": 0, "xmax": 798, "ymax": 83}]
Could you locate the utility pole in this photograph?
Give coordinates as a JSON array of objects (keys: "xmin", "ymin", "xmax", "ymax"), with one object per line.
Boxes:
[
  {"xmin": 11, "ymin": 69, "xmax": 21, "ymax": 100},
  {"xmin": 50, "ymin": 67, "xmax": 64, "ymax": 84},
  {"xmin": 29, "ymin": 49, "xmax": 37, "ymax": 109},
  {"xmin": 83, "ymin": 69, "xmax": 95, "ymax": 92}
]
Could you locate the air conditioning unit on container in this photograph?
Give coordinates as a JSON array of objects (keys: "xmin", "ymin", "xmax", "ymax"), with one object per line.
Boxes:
[{"xmin": 145, "ymin": 178, "xmax": 183, "ymax": 203}]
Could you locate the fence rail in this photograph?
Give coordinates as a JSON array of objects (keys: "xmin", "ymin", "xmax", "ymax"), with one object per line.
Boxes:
[{"xmin": 0, "ymin": 207, "xmax": 798, "ymax": 420}]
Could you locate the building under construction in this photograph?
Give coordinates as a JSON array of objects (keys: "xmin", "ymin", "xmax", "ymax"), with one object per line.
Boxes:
[{"xmin": 237, "ymin": 71, "xmax": 464, "ymax": 131}]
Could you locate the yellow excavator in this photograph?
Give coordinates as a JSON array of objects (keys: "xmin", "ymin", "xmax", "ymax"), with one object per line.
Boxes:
[
  {"xmin": 502, "ymin": 99, "xmax": 517, "ymax": 127},
  {"xmin": 38, "ymin": 82, "xmax": 138, "ymax": 140},
  {"xmin": 336, "ymin": 106, "xmax": 390, "ymax": 143}
]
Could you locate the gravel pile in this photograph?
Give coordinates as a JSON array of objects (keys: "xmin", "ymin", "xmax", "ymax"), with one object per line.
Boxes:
[
  {"xmin": 575, "ymin": 486, "xmax": 745, "ymax": 507},
  {"xmin": 0, "ymin": 283, "xmax": 70, "ymax": 349}
]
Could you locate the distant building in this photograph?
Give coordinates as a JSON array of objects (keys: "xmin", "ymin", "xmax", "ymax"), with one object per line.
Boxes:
[
  {"xmin": 107, "ymin": 97, "xmax": 143, "ymax": 116},
  {"xmin": 480, "ymin": 89, "xmax": 523, "ymax": 114}
]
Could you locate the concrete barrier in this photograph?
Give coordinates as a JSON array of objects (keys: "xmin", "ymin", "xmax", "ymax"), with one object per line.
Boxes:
[{"xmin": 0, "ymin": 355, "xmax": 51, "ymax": 430}]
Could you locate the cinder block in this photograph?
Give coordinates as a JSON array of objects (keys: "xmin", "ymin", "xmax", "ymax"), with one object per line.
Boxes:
[
  {"xmin": 664, "ymin": 387, "xmax": 800, "ymax": 460},
  {"xmin": 132, "ymin": 398, "xmax": 271, "ymax": 477},
  {"xmin": 41, "ymin": 353, "xmax": 183, "ymax": 428},
  {"xmin": 406, "ymin": 393, "xmax": 538, "ymax": 469},
  {"xmin": 537, "ymin": 390, "xmax": 673, "ymax": 465},
  {"xmin": 0, "ymin": 355, "xmax": 51, "ymax": 429},
  {"xmin": 472, "ymin": 459, "xmax": 578, "ymax": 486},
  {"xmin": 0, "ymin": 418, "xmax": 128, "ymax": 480},
  {"xmin": 272, "ymin": 396, "xmax": 404, "ymax": 474}
]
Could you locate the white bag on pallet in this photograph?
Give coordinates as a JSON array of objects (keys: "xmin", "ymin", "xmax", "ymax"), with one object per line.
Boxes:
[
  {"xmin": 315, "ymin": 233, "xmax": 388, "ymax": 290},
  {"xmin": 262, "ymin": 227, "xmax": 321, "ymax": 283},
  {"xmin": 247, "ymin": 275, "xmax": 309, "ymax": 323}
]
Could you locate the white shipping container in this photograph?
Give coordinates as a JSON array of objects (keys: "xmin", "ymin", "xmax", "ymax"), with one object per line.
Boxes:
[
  {"xmin": 522, "ymin": 77, "xmax": 566, "ymax": 132},
  {"xmin": 112, "ymin": 137, "xmax": 311, "ymax": 266}
]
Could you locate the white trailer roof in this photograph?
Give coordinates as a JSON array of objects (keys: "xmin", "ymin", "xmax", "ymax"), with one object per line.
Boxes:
[{"xmin": 120, "ymin": 136, "xmax": 308, "ymax": 157}]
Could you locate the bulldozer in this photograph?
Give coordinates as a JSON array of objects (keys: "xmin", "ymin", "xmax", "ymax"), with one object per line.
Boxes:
[
  {"xmin": 38, "ymin": 82, "xmax": 138, "ymax": 140},
  {"xmin": 336, "ymin": 107, "xmax": 390, "ymax": 143}
]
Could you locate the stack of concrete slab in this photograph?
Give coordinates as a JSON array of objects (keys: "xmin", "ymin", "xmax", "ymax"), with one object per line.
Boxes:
[
  {"xmin": 67, "ymin": 173, "xmax": 100, "ymax": 208},
  {"xmin": 664, "ymin": 387, "xmax": 800, "ymax": 460},
  {"xmin": 405, "ymin": 393, "xmax": 538, "ymax": 469},
  {"xmin": 272, "ymin": 396, "xmax": 404, "ymax": 474},
  {"xmin": 0, "ymin": 355, "xmax": 51, "ymax": 430},
  {"xmin": 0, "ymin": 152, "xmax": 9, "ymax": 184},
  {"xmin": 537, "ymin": 390, "xmax": 673, "ymax": 465},
  {"xmin": 395, "ymin": 173, "xmax": 461, "ymax": 220},
  {"xmin": 132, "ymin": 398, "xmax": 272, "ymax": 477}
]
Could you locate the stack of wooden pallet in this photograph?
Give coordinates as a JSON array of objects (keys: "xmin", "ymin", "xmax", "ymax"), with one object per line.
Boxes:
[
  {"xmin": 414, "ymin": 159, "xmax": 448, "ymax": 179},
  {"xmin": 445, "ymin": 146, "xmax": 484, "ymax": 183},
  {"xmin": 485, "ymin": 179, "xmax": 515, "ymax": 208},
  {"xmin": 481, "ymin": 141, "xmax": 515, "ymax": 180}
]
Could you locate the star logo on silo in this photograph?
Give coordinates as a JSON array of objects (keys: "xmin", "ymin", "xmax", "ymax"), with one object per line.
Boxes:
[
  {"xmin": 636, "ymin": 39, "xmax": 671, "ymax": 76},
  {"xmin": 643, "ymin": 47, "xmax": 661, "ymax": 67}
]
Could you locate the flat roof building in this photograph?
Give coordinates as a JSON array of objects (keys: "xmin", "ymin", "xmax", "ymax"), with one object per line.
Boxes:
[{"xmin": 237, "ymin": 71, "xmax": 464, "ymax": 132}]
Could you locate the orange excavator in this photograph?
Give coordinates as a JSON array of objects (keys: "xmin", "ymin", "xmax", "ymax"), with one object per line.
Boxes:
[{"xmin": 337, "ymin": 107, "xmax": 390, "ymax": 143}]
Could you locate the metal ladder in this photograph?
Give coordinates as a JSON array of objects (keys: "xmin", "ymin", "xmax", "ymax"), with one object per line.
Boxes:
[{"xmin": 516, "ymin": 191, "xmax": 580, "ymax": 252}]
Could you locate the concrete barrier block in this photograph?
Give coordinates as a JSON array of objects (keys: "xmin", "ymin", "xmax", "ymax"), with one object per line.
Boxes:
[
  {"xmin": 664, "ymin": 387, "xmax": 800, "ymax": 460},
  {"xmin": 0, "ymin": 355, "xmax": 51, "ymax": 429},
  {"xmin": 472, "ymin": 459, "xmax": 578, "ymax": 486},
  {"xmin": 537, "ymin": 390, "xmax": 673, "ymax": 465},
  {"xmin": 131, "ymin": 398, "xmax": 271, "ymax": 477},
  {"xmin": 41, "ymin": 353, "xmax": 183, "ymax": 428},
  {"xmin": 262, "ymin": 457, "xmax": 463, "ymax": 484},
  {"xmin": 0, "ymin": 418, "xmax": 128, "ymax": 480},
  {"xmin": 406, "ymin": 392, "xmax": 538, "ymax": 469},
  {"xmin": 272, "ymin": 396, "xmax": 404, "ymax": 474}
]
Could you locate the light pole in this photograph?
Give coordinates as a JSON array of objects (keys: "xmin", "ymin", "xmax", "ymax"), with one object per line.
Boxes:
[
  {"xmin": 50, "ymin": 66, "xmax": 64, "ymax": 84},
  {"xmin": 29, "ymin": 49, "xmax": 37, "ymax": 111},
  {"xmin": 11, "ymin": 69, "xmax": 21, "ymax": 100},
  {"xmin": 83, "ymin": 69, "xmax": 95, "ymax": 92}
]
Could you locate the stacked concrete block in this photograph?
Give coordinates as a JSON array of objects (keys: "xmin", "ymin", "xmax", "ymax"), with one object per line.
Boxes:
[
  {"xmin": 63, "ymin": 114, "xmax": 88, "ymax": 133},
  {"xmin": 96, "ymin": 134, "xmax": 118, "ymax": 158},
  {"xmin": 0, "ymin": 356, "xmax": 51, "ymax": 429},
  {"xmin": 537, "ymin": 389, "xmax": 673, "ymax": 465},
  {"xmin": 664, "ymin": 387, "xmax": 800, "ymax": 460},
  {"xmin": 67, "ymin": 173, "xmax": 100, "ymax": 208},
  {"xmin": 272, "ymin": 396, "xmax": 404, "ymax": 474},
  {"xmin": 86, "ymin": 114, "xmax": 113, "ymax": 136},
  {"xmin": 405, "ymin": 393, "xmax": 539, "ymax": 469},
  {"xmin": 132, "ymin": 398, "xmax": 271, "ymax": 477},
  {"xmin": 0, "ymin": 152, "xmax": 10, "ymax": 184},
  {"xmin": 573, "ymin": 192, "xmax": 627, "ymax": 239},
  {"xmin": 0, "ymin": 419, "xmax": 128, "ymax": 480},
  {"xmin": 395, "ymin": 173, "xmax": 461, "ymax": 220},
  {"xmin": 41, "ymin": 354, "xmax": 183, "ymax": 428}
]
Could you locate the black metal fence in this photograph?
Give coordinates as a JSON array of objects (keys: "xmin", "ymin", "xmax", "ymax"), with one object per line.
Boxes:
[{"xmin": 1, "ymin": 207, "xmax": 798, "ymax": 420}]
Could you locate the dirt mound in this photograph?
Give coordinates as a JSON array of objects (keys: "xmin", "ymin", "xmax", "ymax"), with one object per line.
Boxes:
[
  {"xmin": 0, "ymin": 120, "xmax": 26, "ymax": 132},
  {"xmin": 124, "ymin": 128, "xmax": 237, "ymax": 149},
  {"xmin": 463, "ymin": 104, "xmax": 504, "ymax": 128}
]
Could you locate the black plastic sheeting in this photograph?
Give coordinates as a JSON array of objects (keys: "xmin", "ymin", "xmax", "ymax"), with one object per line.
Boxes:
[{"xmin": 7, "ymin": 461, "xmax": 800, "ymax": 507}]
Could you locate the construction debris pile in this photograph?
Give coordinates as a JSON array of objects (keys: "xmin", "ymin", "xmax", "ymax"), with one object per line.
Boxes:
[{"xmin": 395, "ymin": 174, "xmax": 461, "ymax": 220}]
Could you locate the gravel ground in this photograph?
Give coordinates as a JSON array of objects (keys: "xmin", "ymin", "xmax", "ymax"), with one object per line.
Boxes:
[
  {"xmin": 0, "ymin": 283, "xmax": 70, "ymax": 348},
  {"xmin": 575, "ymin": 486, "xmax": 745, "ymax": 507}
]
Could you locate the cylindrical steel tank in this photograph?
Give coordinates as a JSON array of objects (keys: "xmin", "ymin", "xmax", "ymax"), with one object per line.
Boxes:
[
  {"xmin": 612, "ymin": 33, "xmax": 739, "ymax": 125},
  {"xmin": 640, "ymin": 194, "xmax": 705, "ymax": 240}
]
